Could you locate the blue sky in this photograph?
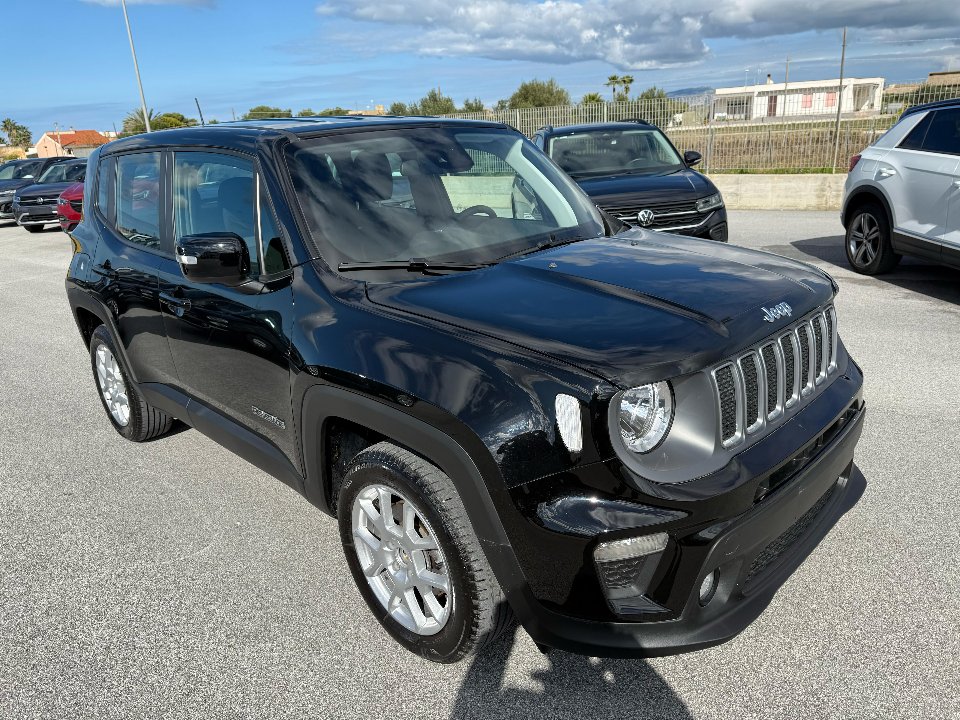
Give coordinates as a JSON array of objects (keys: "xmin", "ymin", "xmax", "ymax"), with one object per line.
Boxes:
[{"xmin": 4, "ymin": 0, "xmax": 959, "ymax": 139}]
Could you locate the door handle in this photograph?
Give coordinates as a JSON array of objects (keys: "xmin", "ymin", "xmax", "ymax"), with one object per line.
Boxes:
[
  {"xmin": 954, "ymin": 179, "xmax": 960, "ymax": 189},
  {"xmin": 92, "ymin": 263, "xmax": 118, "ymax": 280},
  {"xmin": 878, "ymin": 167, "xmax": 897, "ymax": 178},
  {"xmin": 159, "ymin": 291, "xmax": 191, "ymax": 312}
]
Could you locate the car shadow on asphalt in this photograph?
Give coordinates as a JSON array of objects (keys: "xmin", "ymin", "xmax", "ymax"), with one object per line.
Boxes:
[
  {"xmin": 765, "ymin": 235, "xmax": 960, "ymax": 306},
  {"xmin": 448, "ymin": 621, "xmax": 693, "ymax": 720}
]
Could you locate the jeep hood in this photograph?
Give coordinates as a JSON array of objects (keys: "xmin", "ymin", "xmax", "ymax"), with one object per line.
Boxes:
[{"xmin": 365, "ymin": 232, "xmax": 835, "ymax": 388}]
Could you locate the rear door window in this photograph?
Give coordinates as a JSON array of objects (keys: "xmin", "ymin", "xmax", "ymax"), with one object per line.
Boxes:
[
  {"xmin": 920, "ymin": 109, "xmax": 960, "ymax": 156},
  {"xmin": 898, "ymin": 113, "xmax": 933, "ymax": 151},
  {"xmin": 115, "ymin": 152, "xmax": 162, "ymax": 250}
]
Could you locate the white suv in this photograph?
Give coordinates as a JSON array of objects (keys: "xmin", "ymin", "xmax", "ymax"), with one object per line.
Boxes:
[{"xmin": 842, "ymin": 100, "xmax": 960, "ymax": 274}]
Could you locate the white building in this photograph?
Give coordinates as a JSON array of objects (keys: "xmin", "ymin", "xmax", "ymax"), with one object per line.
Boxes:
[{"xmin": 713, "ymin": 76, "xmax": 885, "ymax": 121}]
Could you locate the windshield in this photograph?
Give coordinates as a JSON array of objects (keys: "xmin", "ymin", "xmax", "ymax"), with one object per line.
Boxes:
[
  {"xmin": 37, "ymin": 162, "xmax": 85, "ymax": 184},
  {"xmin": 0, "ymin": 160, "xmax": 43, "ymax": 180},
  {"xmin": 286, "ymin": 126, "xmax": 604, "ymax": 270},
  {"xmin": 548, "ymin": 128, "xmax": 684, "ymax": 178}
]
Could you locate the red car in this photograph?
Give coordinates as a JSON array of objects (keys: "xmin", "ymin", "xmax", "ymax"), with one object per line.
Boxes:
[{"xmin": 57, "ymin": 182, "xmax": 84, "ymax": 232}]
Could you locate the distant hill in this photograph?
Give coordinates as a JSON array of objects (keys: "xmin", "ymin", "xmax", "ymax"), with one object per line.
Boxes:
[{"xmin": 667, "ymin": 86, "xmax": 713, "ymax": 98}]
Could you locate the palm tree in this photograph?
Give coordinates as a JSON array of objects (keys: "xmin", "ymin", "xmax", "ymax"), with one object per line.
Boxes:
[
  {"xmin": 1, "ymin": 118, "xmax": 16, "ymax": 143},
  {"xmin": 122, "ymin": 107, "xmax": 156, "ymax": 135},
  {"xmin": 620, "ymin": 75, "xmax": 635, "ymax": 99},
  {"xmin": 581, "ymin": 92, "xmax": 604, "ymax": 104},
  {"xmin": 604, "ymin": 75, "xmax": 621, "ymax": 102}
]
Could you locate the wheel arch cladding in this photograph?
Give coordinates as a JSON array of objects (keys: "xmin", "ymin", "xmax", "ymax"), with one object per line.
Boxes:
[
  {"xmin": 843, "ymin": 186, "xmax": 892, "ymax": 228},
  {"xmin": 299, "ymin": 384, "xmax": 533, "ymax": 600}
]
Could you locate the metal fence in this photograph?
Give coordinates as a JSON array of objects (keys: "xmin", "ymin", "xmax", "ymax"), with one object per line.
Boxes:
[
  {"xmin": 235, "ymin": 81, "xmax": 960, "ymax": 173},
  {"xmin": 441, "ymin": 81, "xmax": 960, "ymax": 173}
]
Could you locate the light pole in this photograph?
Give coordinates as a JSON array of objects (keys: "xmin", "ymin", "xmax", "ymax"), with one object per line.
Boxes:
[{"xmin": 121, "ymin": 0, "xmax": 151, "ymax": 133}]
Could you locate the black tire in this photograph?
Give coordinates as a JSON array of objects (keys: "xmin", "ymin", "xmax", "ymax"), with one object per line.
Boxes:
[
  {"xmin": 89, "ymin": 325, "xmax": 173, "ymax": 442},
  {"xmin": 23, "ymin": 224, "xmax": 45, "ymax": 233},
  {"xmin": 338, "ymin": 442, "xmax": 513, "ymax": 663},
  {"xmin": 845, "ymin": 203, "xmax": 900, "ymax": 275}
]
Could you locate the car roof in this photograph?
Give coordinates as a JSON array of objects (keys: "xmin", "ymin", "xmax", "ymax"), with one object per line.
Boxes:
[
  {"xmin": 901, "ymin": 99, "xmax": 960, "ymax": 118},
  {"xmin": 540, "ymin": 120, "xmax": 657, "ymax": 136},
  {"xmin": 102, "ymin": 116, "xmax": 512, "ymax": 155}
]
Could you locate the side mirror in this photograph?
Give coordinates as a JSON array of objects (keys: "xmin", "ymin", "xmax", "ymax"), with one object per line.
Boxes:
[
  {"xmin": 684, "ymin": 150, "xmax": 703, "ymax": 167},
  {"xmin": 176, "ymin": 232, "xmax": 249, "ymax": 285}
]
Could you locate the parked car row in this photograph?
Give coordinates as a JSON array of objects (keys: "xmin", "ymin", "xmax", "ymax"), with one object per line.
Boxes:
[{"xmin": 0, "ymin": 156, "xmax": 86, "ymax": 232}]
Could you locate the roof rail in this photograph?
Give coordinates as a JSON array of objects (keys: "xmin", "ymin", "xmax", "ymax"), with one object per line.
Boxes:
[
  {"xmin": 622, "ymin": 118, "xmax": 652, "ymax": 125},
  {"xmin": 901, "ymin": 98, "xmax": 960, "ymax": 117}
]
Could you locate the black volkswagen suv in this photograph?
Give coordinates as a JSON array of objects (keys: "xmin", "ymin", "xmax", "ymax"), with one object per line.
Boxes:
[
  {"xmin": 13, "ymin": 158, "xmax": 87, "ymax": 231},
  {"xmin": 66, "ymin": 117, "xmax": 864, "ymax": 663},
  {"xmin": 534, "ymin": 121, "xmax": 728, "ymax": 241},
  {"xmin": 0, "ymin": 156, "xmax": 76, "ymax": 221}
]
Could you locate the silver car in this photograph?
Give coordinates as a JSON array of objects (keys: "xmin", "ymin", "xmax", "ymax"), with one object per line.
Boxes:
[{"xmin": 842, "ymin": 99, "xmax": 960, "ymax": 274}]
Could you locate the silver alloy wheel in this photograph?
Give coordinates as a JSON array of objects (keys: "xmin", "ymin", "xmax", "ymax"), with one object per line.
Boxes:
[
  {"xmin": 848, "ymin": 212, "xmax": 881, "ymax": 268},
  {"xmin": 95, "ymin": 344, "xmax": 130, "ymax": 427},
  {"xmin": 351, "ymin": 483, "xmax": 452, "ymax": 636}
]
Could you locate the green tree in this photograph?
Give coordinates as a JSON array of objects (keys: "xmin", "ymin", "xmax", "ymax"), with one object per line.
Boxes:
[
  {"xmin": 638, "ymin": 86, "xmax": 668, "ymax": 100},
  {"xmin": 460, "ymin": 97, "xmax": 484, "ymax": 113},
  {"xmin": 620, "ymin": 75, "xmax": 635, "ymax": 100},
  {"xmin": 1, "ymin": 118, "xmax": 31, "ymax": 148},
  {"xmin": 241, "ymin": 105, "xmax": 293, "ymax": 120},
  {"xmin": 413, "ymin": 88, "xmax": 457, "ymax": 115},
  {"xmin": 317, "ymin": 107, "xmax": 349, "ymax": 116},
  {"xmin": 297, "ymin": 108, "xmax": 318, "ymax": 117},
  {"xmin": 388, "ymin": 101, "xmax": 409, "ymax": 115},
  {"xmin": 508, "ymin": 78, "xmax": 570, "ymax": 109},
  {"xmin": 152, "ymin": 112, "xmax": 197, "ymax": 130},
  {"xmin": 121, "ymin": 107, "xmax": 156, "ymax": 135},
  {"xmin": 580, "ymin": 92, "xmax": 604, "ymax": 104}
]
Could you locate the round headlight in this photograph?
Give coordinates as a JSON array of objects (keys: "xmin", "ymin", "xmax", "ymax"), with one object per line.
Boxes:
[{"xmin": 618, "ymin": 381, "xmax": 673, "ymax": 453}]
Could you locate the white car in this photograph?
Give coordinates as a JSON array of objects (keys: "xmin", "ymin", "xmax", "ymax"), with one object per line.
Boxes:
[{"xmin": 841, "ymin": 99, "xmax": 960, "ymax": 274}]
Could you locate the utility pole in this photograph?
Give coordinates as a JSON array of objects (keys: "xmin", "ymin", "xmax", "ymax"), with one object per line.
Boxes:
[
  {"xmin": 832, "ymin": 27, "xmax": 847, "ymax": 173},
  {"xmin": 121, "ymin": 0, "xmax": 151, "ymax": 133}
]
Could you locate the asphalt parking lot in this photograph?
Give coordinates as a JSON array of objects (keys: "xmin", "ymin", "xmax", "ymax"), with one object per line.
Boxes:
[{"xmin": 1, "ymin": 211, "xmax": 959, "ymax": 720}]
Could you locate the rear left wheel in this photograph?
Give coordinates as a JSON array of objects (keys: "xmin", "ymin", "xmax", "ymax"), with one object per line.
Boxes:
[
  {"xmin": 89, "ymin": 325, "xmax": 173, "ymax": 442},
  {"xmin": 23, "ymin": 225, "xmax": 45, "ymax": 233}
]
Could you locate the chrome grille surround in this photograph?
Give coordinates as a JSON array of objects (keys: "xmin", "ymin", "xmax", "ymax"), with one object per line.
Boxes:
[{"xmin": 711, "ymin": 306, "xmax": 838, "ymax": 450}]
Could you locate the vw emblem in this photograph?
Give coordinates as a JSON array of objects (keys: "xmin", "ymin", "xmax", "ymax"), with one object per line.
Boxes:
[
  {"xmin": 37, "ymin": 198, "xmax": 44, "ymax": 204},
  {"xmin": 637, "ymin": 209, "xmax": 655, "ymax": 227},
  {"xmin": 761, "ymin": 302, "xmax": 793, "ymax": 323}
]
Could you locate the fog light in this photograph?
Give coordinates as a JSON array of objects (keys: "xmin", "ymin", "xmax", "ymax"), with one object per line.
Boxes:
[
  {"xmin": 699, "ymin": 569, "xmax": 719, "ymax": 606},
  {"xmin": 594, "ymin": 532, "xmax": 669, "ymax": 615}
]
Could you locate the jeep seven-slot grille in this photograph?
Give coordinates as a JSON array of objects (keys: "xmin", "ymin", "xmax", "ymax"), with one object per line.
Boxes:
[{"xmin": 712, "ymin": 306, "xmax": 838, "ymax": 449}]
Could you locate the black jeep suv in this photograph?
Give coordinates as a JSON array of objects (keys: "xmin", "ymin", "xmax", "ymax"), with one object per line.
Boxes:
[
  {"xmin": 534, "ymin": 121, "xmax": 728, "ymax": 241},
  {"xmin": 66, "ymin": 117, "xmax": 864, "ymax": 663}
]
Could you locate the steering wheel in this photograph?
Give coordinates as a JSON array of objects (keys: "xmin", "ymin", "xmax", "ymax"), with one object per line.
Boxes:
[{"xmin": 456, "ymin": 205, "xmax": 497, "ymax": 227}]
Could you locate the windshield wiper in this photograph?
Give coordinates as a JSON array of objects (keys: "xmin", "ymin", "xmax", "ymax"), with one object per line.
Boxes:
[
  {"xmin": 491, "ymin": 233, "xmax": 594, "ymax": 263},
  {"xmin": 337, "ymin": 258, "xmax": 491, "ymax": 274}
]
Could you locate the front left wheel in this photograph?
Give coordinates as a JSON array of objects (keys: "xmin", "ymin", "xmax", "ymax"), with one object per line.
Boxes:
[
  {"xmin": 338, "ymin": 442, "xmax": 513, "ymax": 663},
  {"xmin": 23, "ymin": 224, "xmax": 45, "ymax": 233}
]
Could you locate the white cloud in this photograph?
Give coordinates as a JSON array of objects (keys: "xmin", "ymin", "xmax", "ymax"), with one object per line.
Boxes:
[{"xmin": 314, "ymin": 0, "xmax": 960, "ymax": 68}]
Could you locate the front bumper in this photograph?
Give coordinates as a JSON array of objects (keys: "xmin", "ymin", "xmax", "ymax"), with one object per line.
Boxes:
[
  {"xmin": 501, "ymin": 358, "xmax": 864, "ymax": 657},
  {"xmin": 13, "ymin": 202, "xmax": 58, "ymax": 226}
]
